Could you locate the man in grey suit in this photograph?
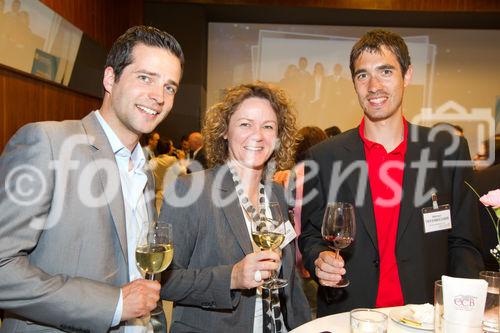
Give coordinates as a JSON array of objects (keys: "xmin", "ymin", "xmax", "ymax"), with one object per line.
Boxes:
[{"xmin": 0, "ymin": 26, "xmax": 184, "ymax": 332}]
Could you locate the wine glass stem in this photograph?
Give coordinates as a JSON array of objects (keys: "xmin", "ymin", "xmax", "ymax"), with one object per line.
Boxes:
[
  {"xmin": 147, "ymin": 272, "xmax": 164, "ymax": 316},
  {"xmin": 335, "ymin": 249, "xmax": 341, "ymax": 259},
  {"xmin": 270, "ymin": 269, "xmax": 277, "ymax": 281}
]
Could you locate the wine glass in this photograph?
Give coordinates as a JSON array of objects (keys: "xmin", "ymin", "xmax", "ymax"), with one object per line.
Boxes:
[
  {"xmin": 136, "ymin": 222, "xmax": 173, "ymax": 315},
  {"xmin": 251, "ymin": 201, "xmax": 288, "ymax": 289},
  {"xmin": 321, "ymin": 202, "xmax": 355, "ymax": 288}
]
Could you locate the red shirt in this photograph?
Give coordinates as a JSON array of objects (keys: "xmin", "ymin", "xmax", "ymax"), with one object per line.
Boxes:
[{"xmin": 359, "ymin": 117, "xmax": 408, "ymax": 308}]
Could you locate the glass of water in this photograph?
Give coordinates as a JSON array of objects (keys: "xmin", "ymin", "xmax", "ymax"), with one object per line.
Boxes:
[
  {"xmin": 434, "ymin": 280, "xmax": 444, "ymax": 333},
  {"xmin": 480, "ymin": 271, "xmax": 500, "ymax": 333},
  {"xmin": 350, "ymin": 308, "xmax": 387, "ymax": 333}
]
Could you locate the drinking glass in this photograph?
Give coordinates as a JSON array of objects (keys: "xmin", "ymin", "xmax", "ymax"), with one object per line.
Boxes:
[
  {"xmin": 136, "ymin": 222, "xmax": 173, "ymax": 315},
  {"xmin": 434, "ymin": 280, "xmax": 444, "ymax": 333},
  {"xmin": 350, "ymin": 308, "xmax": 387, "ymax": 333},
  {"xmin": 251, "ymin": 201, "xmax": 288, "ymax": 289},
  {"xmin": 321, "ymin": 202, "xmax": 356, "ymax": 287},
  {"xmin": 480, "ymin": 271, "xmax": 500, "ymax": 333},
  {"xmin": 436, "ymin": 278, "xmax": 487, "ymax": 333}
]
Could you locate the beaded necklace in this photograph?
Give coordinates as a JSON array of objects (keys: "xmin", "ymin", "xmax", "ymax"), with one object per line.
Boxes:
[{"xmin": 226, "ymin": 159, "xmax": 287, "ymax": 333}]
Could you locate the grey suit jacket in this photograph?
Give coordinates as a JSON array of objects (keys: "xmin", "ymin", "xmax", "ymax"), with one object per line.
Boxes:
[
  {"xmin": 0, "ymin": 112, "xmax": 156, "ymax": 332},
  {"xmin": 159, "ymin": 164, "xmax": 311, "ymax": 332}
]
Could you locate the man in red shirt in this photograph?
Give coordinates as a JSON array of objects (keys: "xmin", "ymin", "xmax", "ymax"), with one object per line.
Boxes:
[{"xmin": 299, "ymin": 29, "xmax": 483, "ymax": 315}]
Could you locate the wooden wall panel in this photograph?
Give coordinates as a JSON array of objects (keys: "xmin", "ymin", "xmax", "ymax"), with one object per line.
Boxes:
[
  {"xmin": 158, "ymin": 0, "xmax": 500, "ymax": 12},
  {"xmin": 1, "ymin": 0, "xmax": 144, "ymax": 151},
  {"xmin": 0, "ymin": 66, "xmax": 100, "ymax": 151},
  {"xmin": 40, "ymin": 0, "xmax": 144, "ymax": 49}
]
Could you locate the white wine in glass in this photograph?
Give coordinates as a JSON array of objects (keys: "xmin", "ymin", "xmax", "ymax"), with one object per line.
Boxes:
[
  {"xmin": 251, "ymin": 232, "xmax": 285, "ymax": 251},
  {"xmin": 321, "ymin": 202, "xmax": 355, "ymax": 288},
  {"xmin": 136, "ymin": 223, "xmax": 173, "ymax": 278},
  {"xmin": 136, "ymin": 243, "xmax": 173, "ymax": 276},
  {"xmin": 251, "ymin": 202, "xmax": 288, "ymax": 289},
  {"xmin": 135, "ymin": 222, "xmax": 173, "ymax": 317}
]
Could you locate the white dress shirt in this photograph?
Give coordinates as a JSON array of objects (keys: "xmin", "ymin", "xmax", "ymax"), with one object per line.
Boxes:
[
  {"xmin": 95, "ymin": 111, "xmax": 151, "ymax": 332},
  {"xmin": 241, "ymin": 204, "xmax": 264, "ymax": 333}
]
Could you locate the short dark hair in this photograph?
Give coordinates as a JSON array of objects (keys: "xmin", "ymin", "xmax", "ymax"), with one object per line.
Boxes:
[
  {"xmin": 140, "ymin": 131, "xmax": 159, "ymax": 147},
  {"xmin": 105, "ymin": 25, "xmax": 184, "ymax": 81},
  {"xmin": 156, "ymin": 138, "xmax": 172, "ymax": 155},
  {"xmin": 324, "ymin": 125, "xmax": 342, "ymax": 138},
  {"xmin": 349, "ymin": 29, "xmax": 411, "ymax": 79},
  {"xmin": 295, "ymin": 126, "xmax": 328, "ymax": 163}
]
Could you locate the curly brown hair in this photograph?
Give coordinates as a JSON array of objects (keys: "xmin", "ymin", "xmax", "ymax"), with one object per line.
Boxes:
[{"xmin": 203, "ymin": 82, "xmax": 297, "ymax": 171}]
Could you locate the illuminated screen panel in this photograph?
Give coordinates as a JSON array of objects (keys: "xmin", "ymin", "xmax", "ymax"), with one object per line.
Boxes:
[{"xmin": 208, "ymin": 23, "xmax": 500, "ymax": 157}]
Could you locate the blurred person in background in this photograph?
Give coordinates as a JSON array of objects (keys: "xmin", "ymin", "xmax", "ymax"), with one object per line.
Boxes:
[
  {"xmin": 149, "ymin": 138, "xmax": 187, "ymax": 213},
  {"xmin": 472, "ymin": 162, "xmax": 500, "ymax": 271},
  {"xmin": 187, "ymin": 131, "xmax": 207, "ymax": 172},
  {"xmin": 179, "ymin": 134, "xmax": 191, "ymax": 159},
  {"xmin": 142, "ymin": 131, "xmax": 160, "ymax": 161},
  {"xmin": 473, "ymin": 135, "xmax": 500, "ymax": 170},
  {"xmin": 324, "ymin": 125, "xmax": 342, "ymax": 138}
]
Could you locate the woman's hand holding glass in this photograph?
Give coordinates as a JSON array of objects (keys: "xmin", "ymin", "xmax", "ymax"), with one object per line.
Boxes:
[
  {"xmin": 230, "ymin": 250, "xmax": 281, "ymax": 290},
  {"xmin": 251, "ymin": 202, "xmax": 288, "ymax": 289}
]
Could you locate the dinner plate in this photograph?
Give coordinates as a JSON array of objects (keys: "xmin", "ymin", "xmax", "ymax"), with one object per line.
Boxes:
[{"xmin": 389, "ymin": 307, "xmax": 434, "ymax": 331}]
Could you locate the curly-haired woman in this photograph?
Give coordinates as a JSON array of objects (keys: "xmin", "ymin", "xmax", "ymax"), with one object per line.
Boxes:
[{"xmin": 159, "ymin": 82, "xmax": 310, "ymax": 332}]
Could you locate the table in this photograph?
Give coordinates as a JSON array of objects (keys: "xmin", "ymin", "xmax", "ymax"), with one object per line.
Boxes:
[{"xmin": 290, "ymin": 306, "xmax": 428, "ymax": 333}]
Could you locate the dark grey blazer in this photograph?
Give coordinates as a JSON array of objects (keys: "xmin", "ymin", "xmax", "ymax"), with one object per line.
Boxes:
[
  {"xmin": 299, "ymin": 123, "xmax": 484, "ymax": 316},
  {"xmin": 159, "ymin": 164, "xmax": 311, "ymax": 332},
  {"xmin": 0, "ymin": 112, "xmax": 156, "ymax": 332}
]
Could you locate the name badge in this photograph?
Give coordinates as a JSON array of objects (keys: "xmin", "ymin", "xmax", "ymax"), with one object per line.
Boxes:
[
  {"xmin": 422, "ymin": 204, "xmax": 452, "ymax": 233},
  {"xmin": 280, "ymin": 220, "xmax": 297, "ymax": 249}
]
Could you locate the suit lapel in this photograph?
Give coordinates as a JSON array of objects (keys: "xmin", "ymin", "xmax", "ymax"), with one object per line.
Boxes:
[
  {"xmin": 342, "ymin": 129, "xmax": 379, "ymax": 250},
  {"xmin": 216, "ymin": 165, "xmax": 254, "ymax": 255},
  {"xmin": 82, "ymin": 112, "xmax": 128, "ymax": 264},
  {"xmin": 268, "ymin": 185, "xmax": 293, "ymax": 280},
  {"xmin": 397, "ymin": 124, "xmax": 421, "ymax": 243},
  {"xmin": 144, "ymin": 165, "xmax": 157, "ymax": 222}
]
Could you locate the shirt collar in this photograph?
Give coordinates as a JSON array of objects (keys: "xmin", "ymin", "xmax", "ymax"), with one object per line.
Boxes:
[
  {"xmin": 358, "ymin": 116, "xmax": 408, "ymax": 155},
  {"xmin": 94, "ymin": 110, "xmax": 146, "ymax": 170},
  {"xmin": 130, "ymin": 143, "xmax": 146, "ymax": 171}
]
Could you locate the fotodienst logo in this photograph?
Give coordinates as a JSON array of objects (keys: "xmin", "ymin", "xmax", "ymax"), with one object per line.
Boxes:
[{"xmin": 410, "ymin": 100, "xmax": 495, "ymax": 168}]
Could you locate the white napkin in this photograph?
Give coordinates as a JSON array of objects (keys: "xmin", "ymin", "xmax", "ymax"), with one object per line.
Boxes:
[
  {"xmin": 408, "ymin": 303, "xmax": 434, "ymax": 324},
  {"xmin": 442, "ymin": 275, "xmax": 488, "ymax": 328}
]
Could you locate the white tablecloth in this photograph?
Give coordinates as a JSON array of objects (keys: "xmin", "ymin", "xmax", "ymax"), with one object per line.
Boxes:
[{"xmin": 290, "ymin": 306, "xmax": 428, "ymax": 333}]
